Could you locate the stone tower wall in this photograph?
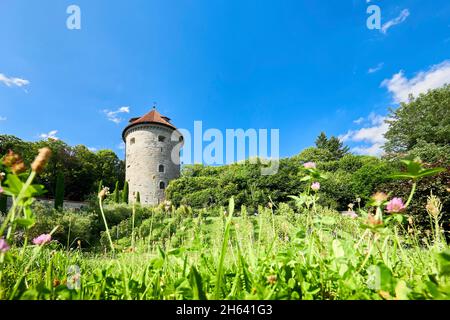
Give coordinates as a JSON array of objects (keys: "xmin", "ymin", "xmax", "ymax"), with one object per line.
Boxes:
[{"xmin": 124, "ymin": 124, "xmax": 182, "ymax": 205}]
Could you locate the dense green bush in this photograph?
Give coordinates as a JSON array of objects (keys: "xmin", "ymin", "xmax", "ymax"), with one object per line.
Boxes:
[
  {"xmin": 349, "ymin": 157, "xmax": 395, "ymax": 204},
  {"xmin": 30, "ymin": 203, "xmax": 98, "ymax": 248},
  {"xmin": 167, "ymin": 154, "xmax": 395, "ymax": 212},
  {"xmin": 379, "ymin": 162, "xmax": 450, "ymax": 235},
  {"xmin": 319, "ymin": 170, "xmax": 354, "ymax": 210}
]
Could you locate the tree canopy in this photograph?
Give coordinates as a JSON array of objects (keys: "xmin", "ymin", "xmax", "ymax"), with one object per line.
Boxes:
[
  {"xmin": 315, "ymin": 132, "xmax": 350, "ymax": 160},
  {"xmin": 0, "ymin": 135, "xmax": 125, "ymax": 201},
  {"xmin": 384, "ymin": 84, "xmax": 450, "ymax": 154}
]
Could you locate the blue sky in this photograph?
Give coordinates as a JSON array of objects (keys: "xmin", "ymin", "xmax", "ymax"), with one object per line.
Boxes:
[{"xmin": 0, "ymin": 0, "xmax": 449, "ymax": 161}]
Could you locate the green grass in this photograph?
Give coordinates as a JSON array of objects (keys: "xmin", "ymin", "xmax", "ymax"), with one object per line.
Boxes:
[{"xmin": 0, "ymin": 200, "xmax": 449, "ymax": 300}]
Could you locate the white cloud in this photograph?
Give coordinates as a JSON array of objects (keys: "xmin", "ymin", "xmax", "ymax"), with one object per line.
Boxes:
[
  {"xmin": 367, "ymin": 112, "xmax": 385, "ymax": 125},
  {"xmin": 368, "ymin": 62, "xmax": 384, "ymax": 74},
  {"xmin": 0, "ymin": 73, "xmax": 30, "ymax": 88},
  {"xmin": 342, "ymin": 61, "xmax": 450, "ymax": 156},
  {"xmin": 103, "ymin": 106, "xmax": 130, "ymax": 124},
  {"xmin": 39, "ymin": 130, "xmax": 59, "ymax": 140},
  {"xmin": 382, "ymin": 60, "xmax": 450, "ymax": 103},
  {"xmin": 353, "ymin": 117, "xmax": 364, "ymax": 125},
  {"xmin": 88, "ymin": 147, "xmax": 98, "ymax": 152},
  {"xmin": 351, "ymin": 143, "xmax": 385, "ymax": 156},
  {"xmin": 381, "ymin": 9, "xmax": 410, "ymax": 34},
  {"xmin": 0, "ymin": 116, "xmax": 6, "ymax": 121},
  {"xmin": 340, "ymin": 113, "xmax": 389, "ymax": 156},
  {"xmin": 118, "ymin": 142, "xmax": 125, "ymax": 150}
]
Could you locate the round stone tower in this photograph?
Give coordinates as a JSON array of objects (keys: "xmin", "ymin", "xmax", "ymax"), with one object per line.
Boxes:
[{"xmin": 122, "ymin": 107, "xmax": 183, "ymax": 205}]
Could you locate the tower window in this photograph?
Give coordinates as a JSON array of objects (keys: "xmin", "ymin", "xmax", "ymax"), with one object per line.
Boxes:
[
  {"xmin": 130, "ymin": 138, "xmax": 136, "ymax": 145},
  {"xmin": 158, "ymin": 164, "xmax": 165, "ymax": 173},
  {"xmin": 158, "ymin": 135, "xmax": 166, "ymax": 142},
  {"xmin": 159, "ymin": 181, "xmax": 166, "ymax": 190}
]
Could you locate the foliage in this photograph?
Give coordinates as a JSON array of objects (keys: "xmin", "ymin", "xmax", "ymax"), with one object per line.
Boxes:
[
  {"xmin": 136, "ymin": 192, "xmax": 140, "ymax": 204},
  {"xmin": 1, "ymin": 155, "xmax": 449, "ymax": 300},
  {"xmin": 349, "ymin": 158, "xmax": 395, "ymax": 204},
  {"xmin": 384, "ymin": 84, "xmax": 450, "ymax": 154},
  {"xmin": 30, "ymin": 203, "xmax": 97, "ymax": 248},
  {"xmin": 113, "ymin": 181, "xmax": 120, "ymax": 204},
  {"xmin": 168, "ymin": 154, "xmax": 396, "ymax": 212},
  {"xmin": 1, "ymin": 201, "xmax": 450, "ymax": 300},
  {"xmin": 54, "ymin": 171, "xmax": 65, "ymax": 210},
  {"xmin": 294, "ymin": 147, "xmax": 334, "ymax": 163},
  {"xmin": 122, "ymin": 181, "xmax": 129, "ymax": 204},
  {"xmin": 315, "ymin": 132, "xmax": 350, "ymax": 160},
  {"xmin": 0, "ymin": 135, "xmax": 125, "ymax": 201},
  {"xmin": 379, "ymin": 162, "xmax": 450, "ymax": 234}
]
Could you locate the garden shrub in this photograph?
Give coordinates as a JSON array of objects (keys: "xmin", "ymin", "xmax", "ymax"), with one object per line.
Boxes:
[{"xmin": 30, "ymin": 202, "xmax": 97, "ymax": 248}]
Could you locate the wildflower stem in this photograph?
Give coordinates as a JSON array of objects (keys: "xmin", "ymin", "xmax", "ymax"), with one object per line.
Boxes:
[
  {"xmin": 405, "ymin": 181, "xmax": 417, "ymax": 208},
  {"xmin": 98, "ymin": 198, "xmax": 115, "ymax": 254},
  {"xmin": 214, "ymin": 197, "xmax": 234, "ymax": 299},
  {"xmin": 357, "ymin": 234, "xmax": 374, "ymax": 273},
  {"xmin": 131, "ymin": 203, "xmax": 136, "ymax": 249}
]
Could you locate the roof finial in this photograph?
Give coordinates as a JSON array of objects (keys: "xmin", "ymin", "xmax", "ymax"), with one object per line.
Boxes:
[{"xmin": 153, "ymin": 102, "xmax": 157, "ymax": 110}]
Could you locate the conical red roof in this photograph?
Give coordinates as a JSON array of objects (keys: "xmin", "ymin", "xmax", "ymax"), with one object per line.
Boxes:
[
  {"xmin": 122, "ymin": 108, "xmax": 177, "ymax": 140},
  {"xmin": 131, "ymin": 109, "xmax": 176, "ymax": 129}
]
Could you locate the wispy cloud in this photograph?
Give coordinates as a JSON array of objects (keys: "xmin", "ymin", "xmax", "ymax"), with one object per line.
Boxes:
[
  {"xmin": 117, "ymin": 142, "xmax": 125, "ymax": 150},
  {"xmin": 340, "ymin": 113, "xmax": 388, "ymax": 156},
  {"xmin": 381, "ymin": 60, "xmax": 450, "ymax": 103},
  {"xmin": 381, "ymin": 9, "xmax": 410, "ymax": 34},
  {"xmin": 0, "ymin": 73, "xmax": 30, "ymax": 91},
  {"xmin": 353, "ymin": 117, "xmax": 364, "ymax": 125},
  {"xmin": 103, "ymin": 106, "xmax": 130, "ymax": 124},
  {"xmin": 39, "ymin": 130, "xmax": 59, "ymax": 140},
  {"xmin": 88, "ymin": 147, "xmax": 98, "ymax": 152},
  {"xmin": 0, "ymin": 116, "xmax": 6, "ymax": 121},
  {"xmin": 368, "ymin": 62, "xmax": 384, "ymax": 74}
]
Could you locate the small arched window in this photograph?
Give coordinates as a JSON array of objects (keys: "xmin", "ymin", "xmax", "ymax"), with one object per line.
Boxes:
[
  {"xmin": 130, "ymin": 138, "xmax": 136, "ymax": 145},
  {"xmin": 159, "ymin": 181, "xmax": 166, "ymax": 190},
  {"xmin": 158, "ymin": 164, "xmax": 165, "ymax": 173},
  {"xmin": 158, "ymin": 135, "xmax": 166, "ymax": 142}
]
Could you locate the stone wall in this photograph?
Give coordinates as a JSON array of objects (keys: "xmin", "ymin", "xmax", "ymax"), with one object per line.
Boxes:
[
  {"xmin": 124, "ymin": 123, "xmax": 182, "ymax": 205},
  {"xmin": 5, "ymin": 197, "xmax": 88, "ymax": 211}
]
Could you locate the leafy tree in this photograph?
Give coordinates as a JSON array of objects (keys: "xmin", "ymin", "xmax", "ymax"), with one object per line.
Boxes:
[
  {"xmin": 54, "ymin": 171, "xmax": 65, "ymax": 210},
  {"xmin": 0, "ymin": 135, "xmax": 30, "ymax": 162},
  {"xmin": 95, "ymin": 150, "xmax": 125, "ymax": 189},
  {"xmin": 0, "ymin": 135, "xmax": 125, "ymax": 201},
  {"xmin": 384, "ymin": 84, "xmax": 450, "ymax": 154},
  {"xmin": 122, "ymin": 181, "xmax": 129, "ymax": 204},
  {"xmin": 113, "ymin": 181, "xmax": 120, "ymax": 204},
  {"xmin": 136, "ymin": 192, "xmax": 141, "ymax": 204},
  {"xmin": 294, "ymin": 147, "xmax": 334, "ymax": 163},
  {"xmin": 315, "ymin": 132, "xmax": 329, "ymax": 150},
  {"xmin": 406, "ymin": 141, "xmax": 450, "ymax": 164},
  {"xmin": 315, "ymin": 132, "xmax": 349, "ymax": 160}
]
